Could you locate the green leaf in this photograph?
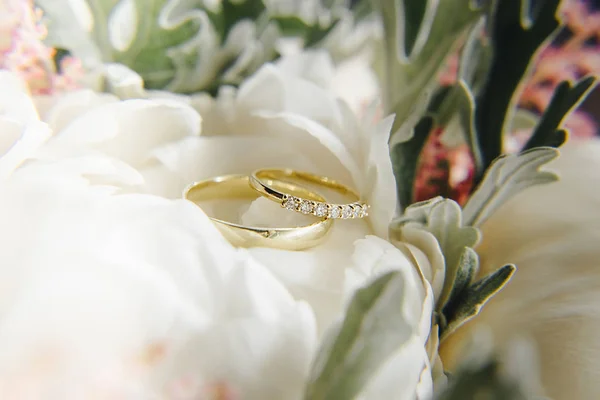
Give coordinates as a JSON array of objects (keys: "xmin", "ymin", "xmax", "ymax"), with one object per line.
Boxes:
[
  {"xmin": 441, "ymin": 264, "xmax": 516, "ymax": 341},
  {"xmin": 402, "ymin": 0, "xmax": 429, "ymax": 57},
  {"xmin": 304, "ymin": 271, "xmax": 414, "ymax": 400},
  {"xmin": 221, "ymin": 0, "xmax": 266, "ymax": 41},
  {"xmin": 392, "ymin": 199, "xmax": 480, "ymax": 313},
  {"xmin": 372, "ymin": 0, "xmax": 486, "ymax": 142},
  {"xmin": 273, "ymin": 16, "xmax": 310, "ymax": 36},
  {"xmin": 392, "ymin": 116, "xmax": 435, "ymax": 210},
  {"xmin": 393, "ymin": 196, "xmax": 445, "ymax": 226},
  {"xmin": 424, "ymin": 200, "xmax": 480, "ymax": 310},
  {"xmin": 114, "ymin": 0, "xmax": 203, "ymax": 89},
  {"xmin": 41, "ymin": 0, "xmax": 350, "ymax": 94},
  {"xmin": 304, "ymin": 20, "xmax": 341, "ymax": 47},
  {"xmin": 272, "ymin": 15, "xmax": 340, "ymax": 48},
  {"xmin": 392, "ymin": 200, "xmax": 515, "ymax": 342},
  {"xmin": 351, "ymin": 0, "xmax": 375, "ymax": 21},
  {"xmin": 510, "ymin": 109, "xmax": 539, "ymax": 132},
  {"xmin": 474, "ymin": 0, "xmax": 562, "ymax": 174},
  {"xmin": 524, "ymin": 76, "xmax": 597, "ymax": 150},
  {"xmin": 456, "ymin": 81, "xmax": 483, "ymax": 172},
  {"xmin": 457, "ymin": 16, "xmax": 492, "ymax": 94},
  {"xmin": 441, "ymin": 247, "xmax": 479, "ymax": 317},
  {"xmin": 434, "ymin": 80, "xmax": 483, "ymax": 172},
  {"xmin": 462, "ymin": 147, "xmax": 558, "ymax": 227},
  {"xmin": 436, "ymin": 356, "xmax": 528, "ymax": 400}
]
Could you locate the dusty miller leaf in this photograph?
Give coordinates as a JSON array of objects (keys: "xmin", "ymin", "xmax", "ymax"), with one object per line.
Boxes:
[
  {"xmin": 392, "ymin": 199, "xmax": 480, "ymax": 315},
  {"xmin": 441, "ymin": 264, "xmax": 516, "ymax": 341},
  {"xmin": 440, "ymin": 247, "xmax": 479, "ymax": 324},
  {"xmin": 304, "ymin": 271, "xmax": 414, "ymax": 400},
  {"xmin": 40, "ymin": 0, "xmax": 350, "ymax": 93},
  {"xmin": 392, "ymin": 199, "xmax": 516, "ymax": 342},
  {"xmin": 475, "ymin": 0, "xmax": 562, "ymax": 173},
  {"xmin": 462, "ymin": 147, "xmax": 558, "ymax": 227},
  {"xmin": 457, "ymin": 16, "xmax": 492, "ymax": 90},
  {"xmin": 392, "ymin": 196, "xmax": 445, "ymax": 226},
  {"xmin": 424, "ymin": 200, "xmax": 480, "ymax": 311},
  {"xmin": 97, "ymin": 0, "xmax": 204, "ymax": 90},
  {"xmin": 392, "ymin": 116, "xmax": 435, "ymax": 210},
  {"xmin": 510, "ymin": 109, "xmax": 539, "ymax": 132},
  {"xmin": 372, "ymin": 0, "xmax": 486, "ymax": 143},
  {"xmin": 435, "ymin": 355, "xmax": 528, "ymax": 400},
  {"xmin": 434, "ymin": 80, "xmax": 483, "ymax": 172},
  {"xmin": 524, "ymin": 76, "xmax": 597, "ymax": 150}
]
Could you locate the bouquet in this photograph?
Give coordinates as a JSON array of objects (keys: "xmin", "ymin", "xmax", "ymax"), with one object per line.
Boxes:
[{"xmin": 1, "ymin": 0, "xmax": 599, "ymax": 398}]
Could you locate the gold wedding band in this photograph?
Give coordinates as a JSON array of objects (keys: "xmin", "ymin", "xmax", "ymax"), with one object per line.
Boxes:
[
  {"xmin": 183, "ymin": 175, "xmax": 333, "ymax": 250},
  {"xmin": 249, "ymin": 168, "xmax": 369, "ymax": 219}
]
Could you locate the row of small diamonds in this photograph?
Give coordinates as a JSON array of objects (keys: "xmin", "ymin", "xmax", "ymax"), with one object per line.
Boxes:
[{"xmin": 282, "ymin": 196, "xmax": 368, "ymax": 219}]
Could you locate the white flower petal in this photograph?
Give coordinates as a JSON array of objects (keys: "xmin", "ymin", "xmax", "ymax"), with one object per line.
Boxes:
[
  {"xmin": 0, "ymin": 71, "xmax": 39, "ymax": 123},
  {"xmin": 45, "ymin": 99, "xmax": 201, "ymax": 167},
  {"xmin": 275, "ymin": 49, "xmax": 336, "ymax": 89},
  {"xmin": 237, "ymin": 64, "xmax": 340, "ymax": 123}
]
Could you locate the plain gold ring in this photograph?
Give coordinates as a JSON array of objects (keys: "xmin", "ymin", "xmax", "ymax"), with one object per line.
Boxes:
[{"xmin": 183, "ymin": 174, "xmax": 333, "ymax": 251}]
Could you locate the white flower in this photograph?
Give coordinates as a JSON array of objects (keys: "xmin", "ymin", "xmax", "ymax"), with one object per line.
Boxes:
[
  {"xmin": 0, "ymin": 72, "xmax": 317, "ymax": 399},
  {"xmin": 0, "ymin": 71, "xmax": 51, "ymax": 178},
  {"xmin": 439, "ymin": 140, "xmax": 600, "ymax": 400},
  {"xmin": 1, "ymin": 50, "xmax": 435, "ymax": 398}
]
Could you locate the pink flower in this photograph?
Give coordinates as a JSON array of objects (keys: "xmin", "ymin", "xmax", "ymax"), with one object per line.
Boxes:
[
  {"xmin": 413, "ymin": 127, "xmax": 475, "ymax": 206},
  {"xmin": 0, "ymin": 0, "xmax": 83, "ymax": 95},
  {"xmin": 564, "ymin": 110, "xmax": 598, "ymax": 139}
]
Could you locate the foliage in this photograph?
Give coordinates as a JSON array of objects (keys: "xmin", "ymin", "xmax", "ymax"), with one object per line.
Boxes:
[
  {"xmin": 37, "ymin": 0, "xmax": 375, "ymax": 93},
  {"xmin": 304, "ymin": 271, "xmax": 419, "ymax": 400},
  {"xmin": 378, "ymin": 0, "xmax": 595, "ymax": 209},
  {"xmin": 390, "ymin": 197, "xmax": 515, "ymax": 340}
]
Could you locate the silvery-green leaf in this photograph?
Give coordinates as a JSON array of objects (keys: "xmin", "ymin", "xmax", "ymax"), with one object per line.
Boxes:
[
  {"xmin": 474, "ymin": 0, "xmax": 562, "ymax": 172},
  {"xmin": 462, "ymin": 147, "xmax": 558, "ymax": 227},
  {"xmin": 510, "ymin": 109, "xmax": 539, "ymax": 132},
  {"xmin": 438, "ymin": 333, "xmax": 548, "ymax": 399},
  {"xmin": 304, "ymin": 271, "xmax": 414, "ymax": 400},
  {"xmin": 441, "ymin": 264, "xmax": 516, "ymax": 341},
  {"xmin": 372, "ymin": 0, "xmax": 486, "ymax": 142},
  {"xmin": 39, "ymin": 0, "xmax": 207, "ymax": 90},
  {"xmin": 392, "ymin": 116, "xmax": 435, "ymax": 209},
  {"xmin": 392, "ymin": 199, "xmax": 480, "ymax": 313},
  {"xmin": 524, "ymin": 76, "xmax": 597, "ymax": 150},
  {"xmin": 392, "ymin": 196, "xmax": 445, "ymax": 226},
  {"xmin": 438, "ymin": 115, "xmax": 464, "ymax": 148},
  {"xmin": 39, "ymin": 0, "xmax": 359, "ymax": 94},
  {"xmin": 457, "ymin": 16, "xmax": 491, "ymax": 93},
  {"xmin": 435, "ymin": 80, "xmax": 483, "ymax": 172},
  {"xmin": 435, "ymin": 354, "xmax": 528, "ymax": 400},
  {"xmin": 425, "ymin": 200, "xmax": 480, "ymax": 310},
  {"xmin": 441, "ymin": 247, "xmax": 479, "ymax": 319}
]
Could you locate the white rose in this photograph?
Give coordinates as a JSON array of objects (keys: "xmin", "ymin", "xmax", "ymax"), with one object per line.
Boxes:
[
  {"xmin": 440, "ymin": 140, "xmax": 600, "ymax": 400},
  {"xmin": 0, "ymin": 50, "xmax": 436, "ymax": 400}
]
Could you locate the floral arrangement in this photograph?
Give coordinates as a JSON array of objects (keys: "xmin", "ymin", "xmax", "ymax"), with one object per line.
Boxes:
[{"xmin": 1, "ymin": 0, "xmax": 599, "ymax": 398}]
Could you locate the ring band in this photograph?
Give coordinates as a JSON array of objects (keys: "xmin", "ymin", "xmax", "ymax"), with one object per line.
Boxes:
[
  {"xmin": 183, "ymin": 175, "xmax": 333, "ymax": 250},
  {"xmin": 249, "ymin": 169, "xmax": 369, "ymax": 220}
]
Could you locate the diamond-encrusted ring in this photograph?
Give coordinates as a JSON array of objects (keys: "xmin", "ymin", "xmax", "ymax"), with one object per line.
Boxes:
[
  {"xmin": 183, "ymin": 175, "xmax": 333, "ymax": 251},
  {"xmin": 249, "ymin": 169, "xmax": 369, "ymax": 220}
]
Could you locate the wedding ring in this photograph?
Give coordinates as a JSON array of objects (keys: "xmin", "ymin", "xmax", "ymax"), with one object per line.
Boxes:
[
  {"xmin": 249, "ymin": 168, "xmax": 369, "ymax": 220},
  {"xmin": 183, "ymin": 175, "xmax": 333, "ymax": 250}
]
